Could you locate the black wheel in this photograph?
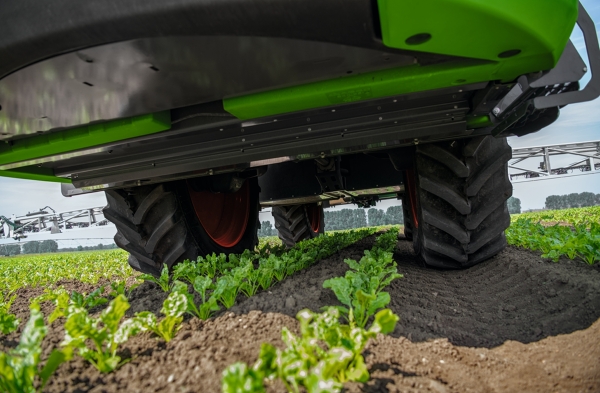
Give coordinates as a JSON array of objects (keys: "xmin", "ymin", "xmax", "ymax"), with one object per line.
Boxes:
[
  {"xmin": 272, "ymin": 203, "xmax": 324, "ymax": 248},
  {"xmin": 408, "ymin": 136, "xmax": 512, "ymax": 268},
  {"xmin": 103, "ymin": 178, "xmax": 260, "ymax": 276}
]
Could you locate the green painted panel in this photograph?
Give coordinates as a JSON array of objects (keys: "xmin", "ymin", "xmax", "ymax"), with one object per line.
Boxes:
[
  {"xmin": 224, "ymin": 0, "xmax": 577, "ymax": 120},
  {"xmin": 0, "ymin": 111, "xmax": 171, "ymax": 167},
  {"xmin": 378, "ymin": 0, "xmax": 577, "ymax": 65},
  {"xmin": 0, "ymin": 166, "xmax": 71, "ymax": 183}
]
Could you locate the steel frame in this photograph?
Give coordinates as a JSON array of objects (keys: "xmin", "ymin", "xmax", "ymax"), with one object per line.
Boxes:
[
  {"xmin": 0, "ymin": 206, "xmax": 109, "ymax": 240},
  {"xmin": 509, "ymin": 140, "xmax": 600, "ymax": 183}
]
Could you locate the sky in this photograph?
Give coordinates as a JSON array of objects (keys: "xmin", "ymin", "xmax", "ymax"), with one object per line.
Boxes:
[{"xmin": 1, "ymin": 1, "xmax": 599, "ymax": 238}]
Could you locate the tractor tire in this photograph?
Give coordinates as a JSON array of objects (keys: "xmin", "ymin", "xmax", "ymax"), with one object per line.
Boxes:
[
  {"xmin": 408, "ymin": 135, "xmax": 512, "ymax": 268},
  {"xmin": 272, "ymin": 203, "xmax": 325, "ymax": 248},
  {"xmin": 103, "ymin": 178, "xmax": 260, "ymax": 276}
]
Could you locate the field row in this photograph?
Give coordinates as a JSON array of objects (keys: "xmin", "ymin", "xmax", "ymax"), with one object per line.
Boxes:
[
  {"xmin": 506, "ymin": 206, "xmax": 600, "ymax": 265},
  {"xmin": 0, "ymin": 227, "xmax": 402, "ymax": 393}
]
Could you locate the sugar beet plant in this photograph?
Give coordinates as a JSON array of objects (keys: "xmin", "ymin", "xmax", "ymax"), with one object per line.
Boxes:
[
  {"xmin": 222, "ymin": 229, "xmax": 403, "ymax": 393},
  {"xmin": 0, "ymin": 305, "xmax": 71, "ymax": 393},
  {"xmin": 507, "ymin": 217, "xmax": 600, "ymax": 265},
  {"xmin": 140, "ymin": 228, "xmax": 380, "ymax": 320},
  {"xmin": 0, "ymin": 293, "xmax": 19, "ymax": 335}
]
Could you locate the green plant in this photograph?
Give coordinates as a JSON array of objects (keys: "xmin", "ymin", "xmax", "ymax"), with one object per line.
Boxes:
[
  {"xmin": 133, "ymin": 291, "xmax": 187, "ymax": 342},
  {"xmin": 0, "ymin": 305, "xmax": 71, "ymax": 392},
  {"xmin": 323, "ymin": 248, "xmax": 402, "ymax": 327},
  {"xmin": 171, "ymin": 279, "xmax": 220, "ymax": 320},
  {"xmin": 0, "ymin": 293, "xmax": 19, "ymax": 335},
  {"xmin": 70, "ymin": 286, "xmax": 109, "ymax": 309},
  {"xmin": 222, "ymin": 308, "xmax": 399, "ymax": 393},
  {"xmin": 213, "ymin": 275, "xmax": 241, "ymax": 309},
  {"xmin": 108, "ymin": 279, "xmax": 142, "ymax": 298},
  {"xmin": 139, "ymin": 264, "xmax": 171, "ymax": 292},
  {"xmin": 62, "ymin": 295, "xmax": 144, "ymax": 372}
]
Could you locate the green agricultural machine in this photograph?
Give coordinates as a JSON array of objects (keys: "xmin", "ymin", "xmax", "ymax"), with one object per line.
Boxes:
[{"xmin": 1, "ymin": 0, "xmax": 598, "ymax": 275}]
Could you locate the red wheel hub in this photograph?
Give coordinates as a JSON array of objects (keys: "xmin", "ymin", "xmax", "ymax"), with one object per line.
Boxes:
[
  {"xmin": 187, "ymin": 180, "xmax": 250, "ymax": 247},
  {"xmin": 405, "ymin": 170, "xmax": 419, "ymax": 228},
  {"xmin": 306, "ymin": 204, "xmax": 322, "ymax": 233}
]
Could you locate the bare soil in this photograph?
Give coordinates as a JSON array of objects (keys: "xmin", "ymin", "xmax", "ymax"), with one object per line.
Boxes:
[{"xmin": 3, "ymin": 234, "xmax": 600, "ymax": 392}]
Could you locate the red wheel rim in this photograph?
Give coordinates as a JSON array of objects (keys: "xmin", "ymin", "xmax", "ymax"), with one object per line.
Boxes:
[
  {"xmin": 187, "ymin": 180, "xmax": 250, "ymax": 247},
  {"xmin": 405, "ymin": 170, "xmax": 419, "ymax": 228},
  {"xmin": 306, "ymin": 204, "xmax": 322, "ymax": 233}
]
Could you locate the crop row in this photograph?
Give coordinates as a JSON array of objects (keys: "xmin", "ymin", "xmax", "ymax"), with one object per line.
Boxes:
[
  {"xmin": 0, "ymin": 227, "xmax": 392, "ymax": 391},
  {"xmin": 511, "ymin": 205, "xmax": 600, "ymax": 227},
  {"xmin": 222, "ymin": 229, "xmax": 403, "ymax": 392},
  {"xmin": 506, "ymin": 206, "xmax": 600, "ymax": 265}
]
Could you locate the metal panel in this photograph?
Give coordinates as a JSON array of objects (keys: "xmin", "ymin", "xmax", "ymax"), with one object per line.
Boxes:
[{"xmin": 0, "ymin": 36, "xmax": 414, "ymax": 139}]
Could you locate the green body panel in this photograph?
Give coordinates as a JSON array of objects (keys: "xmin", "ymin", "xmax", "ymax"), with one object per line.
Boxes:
[
  {"xmin": 224, "ymin": 0, "xmax": 577, "ymax": 120},
  {"xmin": 0, "ymin": 111, "xmax": 171, "ymax": 180},
  {"xmin": 378, "ymin": 0, "xmax": 577, "ymax": 65},
  {"xmin": 0, "ymin": 167, "xmax": 71, "ymax": 183}
]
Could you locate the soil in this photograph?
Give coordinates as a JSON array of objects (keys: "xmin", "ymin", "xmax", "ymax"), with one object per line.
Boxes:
[{"xmin": 3, "ymin": 234, "xmax": 600, "ymax": 392}]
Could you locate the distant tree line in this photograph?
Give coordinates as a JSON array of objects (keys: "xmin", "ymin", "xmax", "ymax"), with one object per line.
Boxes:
[
  {"xmin": 258, "ymin": 221, "xmax": 276, "ymax": 237},
  {"xmin": 324, "ymin": 209, "xmax": 368, "ymax": 231},
  {"xmin": 257, "ymin": 205, "xmax": 406, "ymax": 237},
  {"xmin": 0, "ymin": 241, "xmax": 117, "ymax": 256},
  {"xmin": 545, "ymin": 192, "xmax": 600, "ymax": 210},
  {"xmin": 366, "ymin": 206, "xmax": 403, "ymax": 226},
  {"xmin": 507, "ymin": 197, "xmax": 521, "ymax": 214},
  {"xmin": 59, "ymin": 243, "xmax": 118, "ymax": 252},
  {"xmin": 0, "ymin": 244, "xmax": 21, "ymax": 256}
]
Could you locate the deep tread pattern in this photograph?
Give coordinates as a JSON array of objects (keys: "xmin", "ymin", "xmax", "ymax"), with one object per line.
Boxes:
[
  {"xmin": 413, "ymin": 136, "xmax": 512, "ymax": 268},
  {"xmin": 273, "ymin": 204, "xmax": 324, "ymax": 248},
  {"xmin": 103, "ymin": 179, "xmax": 260, "ymax": 276},
  {"xmin": 104, "ymin": 184, "xmax": 196, "ymax": 276}
]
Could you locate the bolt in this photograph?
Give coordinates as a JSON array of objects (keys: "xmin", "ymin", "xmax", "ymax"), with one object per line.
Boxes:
[
  {"xmin": 583, "ymin": 66, "xmax": 588, "ymax": 72},
  {"xmin": 331, "ymin": 109, "xmax": 336, "ymax": 112},
  {"xmin": 414, "ymin": 139, "xmax": 419, "ymax": 145},
  {"xmin": 458, "ymin": 89, "xmax": 463, "ymax": 93},
  {"xmin": 493, "ymin": 108, "xmax": 501, "ymax": 115},
  {"xmin": 242, "ymin": 138, "xmax": 245, "ymax": 142},
  {"xmin": 379, "ymin": 117, "xmax": 383, "ymax": 120},
  {"xmin": 209, "ymin": 169, "xmax": 213, "ymax": 175},
  {"xmin": 273, "ymin": 119, "xmax": 278, "ymax": 122},
  {"xmin": 454, "ymin": 105, "xmax": 458, "ymax": 109},
  {"xmin": 152, "ymin": 163, "xmax": 155, "ymax": 167},
  {"xmin": 393, "ymin": 99, "xmax": 397, "ymax": 103},
  {"xmin": 219, "ymin": 128, "xmax": 223, "ymax": 131},
  {"xmin": 137, "ymin": 180, "xmax": 142, "ymax": 186},
  {"xmin": 308, "ymin": 128, "xmax": 312, "ymax": 131},
  {"xmin": 320, "ymin": 152, "xmax": 326, "ymax": 158}
]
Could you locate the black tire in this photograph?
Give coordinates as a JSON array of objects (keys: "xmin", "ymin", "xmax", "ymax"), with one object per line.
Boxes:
[
  {"xmin": 272, "ymin": 204, "xmax": 324, "ymax": 248},
  {"xmin": 411, "ymin": 136, "xmax": 512, "ymax": 268},
  {"xmin": 103, "ymin": 178, "xmax": 260, "ymax": 276}
]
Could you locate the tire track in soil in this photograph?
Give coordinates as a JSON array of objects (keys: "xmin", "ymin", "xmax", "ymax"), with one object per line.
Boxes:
[{"xmin": 231, "ymin": 234, "xmax": 600, "ymax": 348}]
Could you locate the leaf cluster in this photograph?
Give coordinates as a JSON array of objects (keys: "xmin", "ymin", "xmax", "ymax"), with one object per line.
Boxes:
[
  {"xmin": 323, "ymin": 248, "xmax": 402, "ymax": 327},
  {"xmin": 506, "ymin": 218, "xmax": 600, "ymax": 265},
  {"xmin": 222, "ymin": 229, "xmax": 403, "ymax": 392},
  {"xmin": 61, "ymin": 295, "xmax": 145, "ymax": 373},
  {"xmin": 0, "ymin": 293, "xmax": 19, "ymax": 335},
  {"xmin": 0, "ymin": 305, "xmax": 71, "ymax": 392}
]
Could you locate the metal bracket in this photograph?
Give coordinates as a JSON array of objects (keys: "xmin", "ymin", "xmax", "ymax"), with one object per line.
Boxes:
[
  {"xmin": 533, "ymin": 2, "xmax": 600, "ymax": 108},
  {"xmin": 315, "ymin": 157, "xmax": 346, "ymax": 193}
]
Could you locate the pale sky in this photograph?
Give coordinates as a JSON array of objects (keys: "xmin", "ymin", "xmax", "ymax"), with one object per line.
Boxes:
[{"xmin": 1, "ymin": 1, "xmax": 599, "ymax": 229}]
